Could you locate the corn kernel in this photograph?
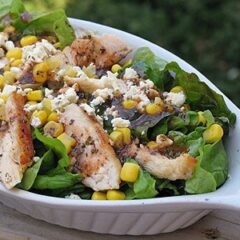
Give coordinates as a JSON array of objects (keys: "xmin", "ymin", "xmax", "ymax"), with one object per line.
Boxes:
[
  {"xmin": 198, "ymin": 111, "xmax": 207, "ymax": 125},
  {"xmin": 33, "ymin": 62, "xmax": 48, "ymax": 83},
  {"xmin": 203, "ymin": 123, "xmax": 224, "ymax": 143},
  {"xmin": 0, "ymin": 75, "xmax": 5, "ymax": 88},
  {"xmin": 3, "ymin": 71, "xmax": 15, "ymax": 84},
  {"xmin": 170, "ymin": 86, "xmax": 184, "ymax": 93},
  {"xmin": 116, "ymin": 128, "xmax": 131, "ymax": 144},
  {"xmin": 27, "ymin": 90, "xmax": 43, "ymax": 101},
  {"xmin": 44, "ymin": 121, "xmax": 64, "ymax": 138},
  {"xmin": 66, "ymin": 66, "xmax": 77, "ymax": 77},
  {"xmin": 20, "ymin": 35, "xmax": 38, "ymax": 47},
  {"xmin": 109, "ymin": 130, "xmax": 123, "ymax": 147},
  {"xmin": 91, "ymin": 192, "xmax": 107, "ymax": 200},
  {"xmin": 47, "ymin": 111, "xmax": 59, "ymax": 122},
  {"xmin": 32, "ymin": 110, "xmax": 48, "ymax": 127},
  {"xmin": 45, "ymin": 56, "xmax": 61, "ymax": 70},
  {"xmin": 122, "ymin": 100, "xmax": 138, "ymax": 109},
  {"xmin": 0, "ymin": 94, "xmax": 8, "ymax": 102},
  {"xmin": 42, "ymin": 98, "xmax": 52, "ymax": 114},
  {"xmin": 4, "ymin": 63, "xmax": 10, "ymax": 71},
  {"xmin": 53, "ymin": 42, "xmax": 61, "ymax": 48},
  {"xmin": 147, "ymin": 141, "xmax": 159, "ymax": 150},
  {"xmin": 120, "ymin": 162, "xmax": 140, "ymax": 183},
  {"xmin": 145, "ymin": 103, "xmax": 163, "ymax": 115},
  {"xmin": 122, "ymin": 59, "xmax": 132, "ymax": 68},
  {"xmin": 106, "ymin": 190, "xmax": 125, "ymax": 200},
  {"xmin": 6, "ymin": 47, "xmax": 22, "ymax": 59},
  {"xmin": 111, "ymin": 64, "xmax": 122, "ymax": 73},
  {"xmin": 57, "ymin": 133, "xmax": 76, "ymax": 153},
  {"xmin": 11, "ymin": 59, "xmax": 22, "ymax": 67}
]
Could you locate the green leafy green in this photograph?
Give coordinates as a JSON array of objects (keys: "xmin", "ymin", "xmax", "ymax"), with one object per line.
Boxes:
[
  {"xmin": 125, "ymin": 159, "xmax": 158, "ymax": 199},
  {"xmin": 33, "ymin": 172, "xmax": 81, "ymax": 190}
]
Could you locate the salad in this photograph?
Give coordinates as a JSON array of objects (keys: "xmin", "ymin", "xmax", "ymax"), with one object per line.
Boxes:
[{"xmin": 0, "ymin": 0, "xmax": 236, "ymax": 200}]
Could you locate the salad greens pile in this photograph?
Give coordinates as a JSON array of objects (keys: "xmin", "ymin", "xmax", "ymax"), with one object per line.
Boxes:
[{"xmin": 0, "ymin": 0, "xmax": 75, "ymax": 48}]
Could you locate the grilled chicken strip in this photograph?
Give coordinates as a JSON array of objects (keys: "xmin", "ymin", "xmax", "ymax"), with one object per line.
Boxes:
[
  {"xmin": 61, "ymin": 104, "xmax": 122, "ymax": 191},
  {"xmin": 124, "ymin": 144, "xmax": 196, "ymax": 180},
  {"xmin": 0, "ymin": 93, "xmax": 34, "ymax": 189},
  {"xmin": 63, "ymin": 34, "xmax": 131, "ymax": 69}
]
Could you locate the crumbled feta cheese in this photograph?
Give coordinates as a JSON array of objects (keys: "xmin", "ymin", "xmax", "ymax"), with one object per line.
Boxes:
[
  {"xmin": 72, "ymin": 66, "xmax": 88, "ymax": 79},
  {"xmin": 22, "ymin": 39, "xmax": 57, "ymax": 63},
  {"xmin": 139, "ymin": 79, "xmax": 154, "ymax": 89},
  {"xmin": 111, "ymin": 117, "xmax": 130, "ymax": 129},
  {"xmin": 31, "ymin": 117, "xmax": 41, "ymax": 127},
  {"xmin": 165, "ymin": 91, "xmax": 186, "ymax": 107},
  {"xmin": 0, "ymin": 58, "xmax": 8, "ymax": 69},
  {"xmin": 80, "ymin": 103, "xmax": 95, "ymax": 116},
  {"xmin": 105, "ymin": 106, "xmax": 118, "ymax": 118},
  {"xmin": 5, "ymin": 41, "xmax": 14, "ymax": 50},
  {"xmin": 51, "ymin": 88, "xmax": 78, "ymax": 111},
  {"xmin": 10, "ymin": 67, "xmax": 22, "ymax": 79},
  {"xmin": 24, "ymin": 102, "xmax": 43, "ymax": 112},
  {"xmin": 92, "ymin": 88, "xmax": 113, "ymax": 100},
  {"xmin": 123, "ymin": 68, "xmax": 138, "ymax": 79},
  {"xmin": 2, "ymin": 85, "xmax": 17, "ymax": 96},
  {"xmin": 33, "ymin": 156, "xmax": 41, "ymax": 162},
  {"xmin": 90, "ymin": 96, "xmax": 105, "ymax": 107},
  {"xmin": 65, "ymin": 193, "xmax": 81, "ymax": 200},
  {"xmin": 45, "ymin": 88, "xmax": 53, "ymax": 98}
]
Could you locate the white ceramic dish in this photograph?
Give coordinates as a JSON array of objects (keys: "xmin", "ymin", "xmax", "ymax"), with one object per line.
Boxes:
[{"xmin": 0, "ymin": 18, "xmax": 239, "ymax": 235}]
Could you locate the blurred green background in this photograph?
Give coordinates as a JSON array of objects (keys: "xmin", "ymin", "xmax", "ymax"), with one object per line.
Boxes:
[{"xmin": 25, "ymin": 0, "xmax": 240, "ymax": 107}]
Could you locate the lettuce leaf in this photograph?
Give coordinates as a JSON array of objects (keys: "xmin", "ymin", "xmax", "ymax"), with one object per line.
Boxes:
[{"xmin": 125, "ymin": 159, "xmax": 158, "ymax": 199}]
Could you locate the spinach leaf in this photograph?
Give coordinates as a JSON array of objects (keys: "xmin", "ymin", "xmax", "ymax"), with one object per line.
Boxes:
[
  {"xmin": 132, "ymin": 47, "xmax": 167, "ymax": 89},
  {"xmin": 34, "ymin": 128, "xmax": 70, "ymax": 168},
  {"xmin": 33, "ymin": 172, "xmax": 81, "ymax": 190},
  {"xmin": 125, "ymin": 159, "xmax": 158, "ymax": 199}
]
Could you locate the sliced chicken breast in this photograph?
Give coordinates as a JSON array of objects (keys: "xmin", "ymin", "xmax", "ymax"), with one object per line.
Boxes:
[
  {"xmin": 63, "ymin": 34, "xmax": 131, "ymax": 69},
  {"xmin": 125, "ymin": 144, "xmax": 196, "ymax": 180},
  {"xmin": 0, "ymin": 93, "xmax": 34, "ymax": 189},
  {"xmin": 61, "ymin": 104, "xmax": 121, "ymax": 191}
]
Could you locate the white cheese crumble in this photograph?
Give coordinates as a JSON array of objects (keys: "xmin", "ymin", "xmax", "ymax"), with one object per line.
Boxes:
[
  {"xmin": 22, "ymin": 39, "xmax": 57, "ymax": 63},
  {"xmin": 65, "ymin": 193, "xmax": 81, "ymax": 200},
  {"xmin": 2, "ymin": 85, "xmax": 17, "ymax": 96},
  {"xmin": 10, "ymin": 67, "xmax": 22, "ymax": 79},
  {"xmin": 31, "ymin": 117, "xmax": 42, "ymax": 127},
  {"xmin": 51, "ymin": 88, "xmax": 78, "ymax": 112},
  {"xmin": 165, "ymin": 91, "xmax": 186, "ymax": 107},
  {"xmin": 123, "ymin": 67, "xmax": 138, "ymax": 79},
  {"xmin": 111, "ymin": 117, "xmax": 130, "ymax": 129},
  {"xmin": 90, "ymin": 96, "xmax": 105, "ymax": 107},
  {"xmin": 80, "ymin": 103, "xmax": 95, "ymax": 116},
  {"xmin": 0, "ymin": 57, "xmax": 8, "ymax": 69},
  {"xmin": 92, "ymin": 88, "xmax": 113, "ymax": 100},
  {"xmin": 139, "ymin": 79, "xmax": 154, "ymax": 89},
  {"xmin": 24, "ymin": 102, "xmax": 43, "ymax": 112},
  {"xmin": 5, "ymin": 40, "xmax": 14, "ymax": 50}
]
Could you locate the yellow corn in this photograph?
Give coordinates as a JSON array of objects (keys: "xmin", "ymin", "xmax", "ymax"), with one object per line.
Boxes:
[
  {"xmin": 170, "ymin": 86, "xmax": 184, "ymax": 93},
  {"xmin": 106, "ymin": 190, "xmax": 125, "ymax": 200},
  {"xmin": 111, "ymin": 64, "xmax": 122, "ymax": 73},
  {"xmin": 4, "ymin": 63, "xmax": 10, "ymax": 71},
  {"xmin": 203, "ymin": 124, "xmax": 224, "ymax": 143},
  {"xmin": 11, "ymin": 59, "xmax": 22, "ymax": 67},
  {"xmin": 6, "ymin": 47, "xmax": 22, "ymax": 59},
  {"xmin": 3, "ymin": 71, "xmax": 15, "ymax": 84},
  {"xmin": 44, "ymin": 121, "xmax": 64, "ymax": 138},
  {"xmin": 0, "ymin": 75, "xmax": 5, "ymax": 88},
  {"xmin": 109, "ymin": 130, "xmax": 123, "ymax": 147},
  {"xmin": 42, "ymin": 99, "xmax": 52, "ymax": 114},
  {"xmin": 145, "ymin": 103, "xmax": 163, "ymax": 115},
  {"xmin": 57, "ymin": 133, "xmax": 76, "ymax": 153},
  {"xmin": 91, "ymin": 192, "xmax": 107, "ymax": 200},
  {"xmin": 0, "ymin": 94, "xmax": 8, "ymax": 102},
  {"xmin": 33, "ymin": 62, "xmax": 48, "ymax": 83},
  {"xmin": 147, "ymin": 141, "xmax": 159, "ymax": 150},
  {"xmin": 45, "ymin": 56, "xmax": 61, "ymax": 70},
  {"xmin": 66, "ymin": 66, "xmax": 77, "ymax": 78},
  {"xmin": 53, "ymin": 42, "xmax": 61, "ymax": 48},
  {"xmin": 31, "ymin": 110, "xmax": 48, "ymax": 127},
  {"xmin": 47, "ymin": 111, "xmax": 59, "ymax": 122},
  {"xmin": 122, "ymin": 59, "xmax": 132, "ymax": 68},
  {"xmin": 198, "ymin": 111, "xmax": 207, "ymax": 125},
  {"xmin": 122, "ymin": 99, "xmax": 138, "ymax": 109},
  {"xmin": 120, "ymin": 162, "xmax": 140, "ymax": 183},
  {"xmin": 27, "ymin": 90, "xmax": 43, "ymax": 101},
  {"xmin": 116, "ymin": 127, "xmax": 131, "ymax": 144},
  {"xmin": 20, "ymin": 35, "xmax": 38, "ymax": 47}
]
